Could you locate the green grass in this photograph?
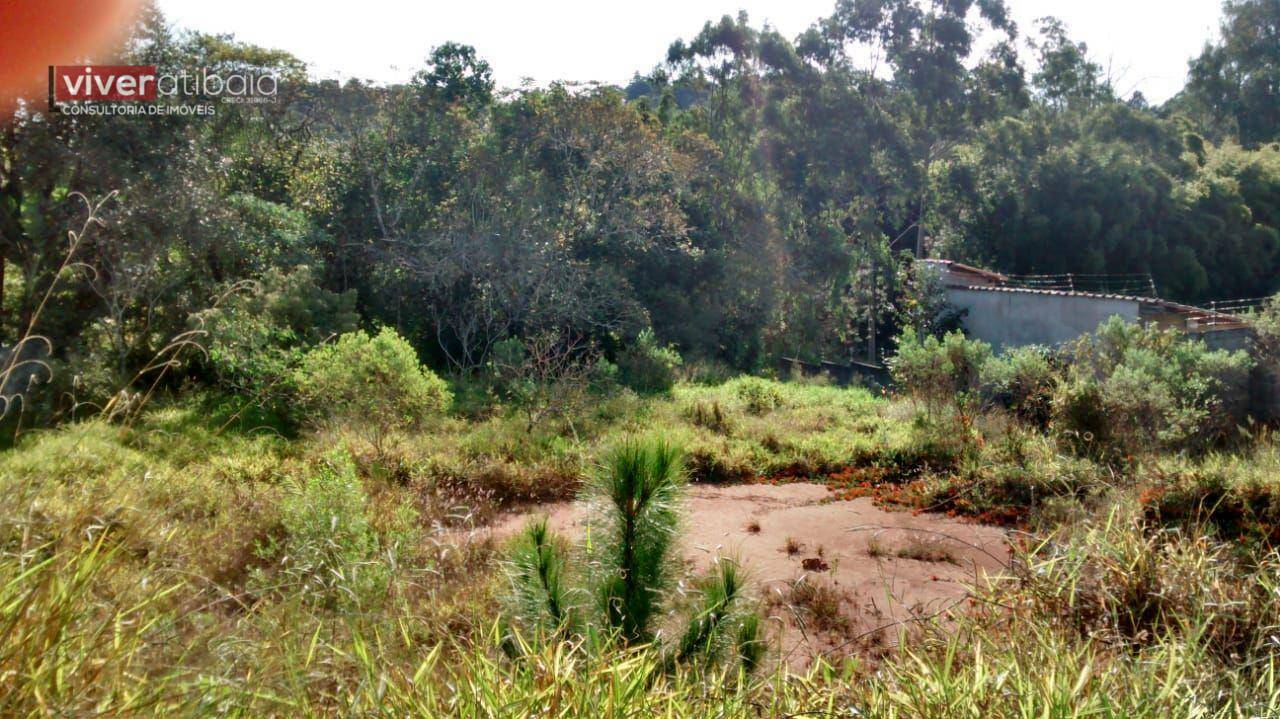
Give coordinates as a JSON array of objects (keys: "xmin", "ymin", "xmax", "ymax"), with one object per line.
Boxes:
[
  {"xmin": 2, "ymin": 378, "xmax": 1279, "ymax": 715},
  {"xmin": 1142, "ymin": 440, "xmax": 1280, "ymax": 544}
]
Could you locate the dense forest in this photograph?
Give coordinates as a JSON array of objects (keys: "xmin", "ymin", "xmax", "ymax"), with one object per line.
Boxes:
[{"xmin": 2, "ymin": 0, "xmax": 1279, "ymax": 425}]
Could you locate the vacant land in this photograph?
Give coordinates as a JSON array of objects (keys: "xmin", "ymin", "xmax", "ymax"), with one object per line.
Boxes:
[
  {"xmin": 4, "ymin": 0, "xmax": 1280, "ymax": 714},
  {"xmin": 4, "ymin": 349, "xmax": 1280, "ymax": 716},
  {"xmin": 491, "ymin": 481, "xmax": 1009, "ymax": 667}
]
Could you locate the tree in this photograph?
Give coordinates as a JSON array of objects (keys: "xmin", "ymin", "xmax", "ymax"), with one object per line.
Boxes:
[
  {"xmin": 1030, "ymin": 17, "xmax": 1107, "ymax": 111},
  {"xmin": 1182, "ymin": 0, "xmax": 1280, "ymax": 146},
  {"xmin": 414, "ymin": 42, "xmax": 494, "ymax": 107},
  {"xmin": 504, "ymin": 437, "xmax": 763, "ymax": 668}
]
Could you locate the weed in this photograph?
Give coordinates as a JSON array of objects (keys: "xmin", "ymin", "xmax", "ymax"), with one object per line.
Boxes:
[
  {"xmin": 784, "ymin": 577, "xmax": 850, "ymax": 633},
  {"xmin": 784, "ymin": 537, "xmax": 804, "ymax": 556},
  {"xmin": 894, "ymin": 532, "xmax": 958, "ymax": 564}
]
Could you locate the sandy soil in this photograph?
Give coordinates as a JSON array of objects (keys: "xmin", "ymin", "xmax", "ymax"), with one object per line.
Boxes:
[{"xmin": 486, "ymin": 482, "xmax": 1010, "ymax": 668}]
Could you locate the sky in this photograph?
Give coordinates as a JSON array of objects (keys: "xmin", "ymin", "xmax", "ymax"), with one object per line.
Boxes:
[{"xmin": 155, "ymin": 0, "xmax": 1225, "ymax": 103}]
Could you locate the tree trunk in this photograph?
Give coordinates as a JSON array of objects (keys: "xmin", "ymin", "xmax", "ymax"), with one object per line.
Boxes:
[{"xmin": 867, "ymin": 256, "xmax": 877, "ymax": 363}]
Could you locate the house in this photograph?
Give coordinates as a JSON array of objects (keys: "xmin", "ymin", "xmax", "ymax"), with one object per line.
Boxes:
[{"xmin": 920, "ymin": 259, "xmax": 1253, "ymax": 352}]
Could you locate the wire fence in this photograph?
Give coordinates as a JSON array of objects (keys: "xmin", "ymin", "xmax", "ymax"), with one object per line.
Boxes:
[
  {"xmin": 995, "ymin": 272, "xmax": 1276, "ymax": 328},
  {"xmin": 1183, "ymin": 296, "xmax": 1273, "ymax": 327},
  {"xmin": 967, "ymin": 265, "xmax": 1276, "ymax": 328},
  {"xmin": 1001, "ymin": 272, "xmax": 1158, "ymax": 297},
  {"xmin": 1204, "ymin": 297, "xmax": 1272, "ymax": 315}
]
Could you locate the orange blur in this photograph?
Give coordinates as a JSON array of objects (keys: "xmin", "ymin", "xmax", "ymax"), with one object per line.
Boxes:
[{"xmin": 0, "ymin": 0, "xmax": 143, "ymax": 119}]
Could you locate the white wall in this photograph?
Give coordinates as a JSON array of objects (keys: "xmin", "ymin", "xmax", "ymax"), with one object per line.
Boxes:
[{"xmin": 947, "ymin": 288, "xmax": 1140, "ymax": 351}]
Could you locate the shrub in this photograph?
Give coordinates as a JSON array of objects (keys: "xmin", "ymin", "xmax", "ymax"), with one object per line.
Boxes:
[
  {"xmin": 917, "ymin": 434, "xmax": 1109, "ymax": 522},
  {"xmin": 194, "ymin": 267, "xmax": 358, "ymax": 416},
  {"xmin": 486, "ymin": 332, "xmax": 603, "ymax": 431},
  {"xmin": 1052, "ymin": 375, "xmax": 1111, "ymax": 456},
  {"xmin": 981, "ymin": 345, "xmax": 1059, "ymax": 429},
  {"xmin": 889, "ymin": 329, "xmax": 992, "ymax": 417},
  {"xmin": 1246, "ymin": 295, "xmax": 1280, "ymax": 424},
  {"xmin": 255, "ymin": 450, "xmax": 386, "ymax": 607},
  {"xmin": 617, "ymin": 329, "xmax": 682, "ymax": 394},
  {"xmin": 1251, "ymin": 293, "xmax": 1280, "ymax": 360},
  {"xmin": 732, "ymin": 376, "xmax": 784, "ymax": 415},
  {"xmin": 1053, "ymin": 317, "xmax": 1253, "ymax": 457},
  {"xmin": 294, "ymin": 327, "xmax": 451, "ymax": 450}
]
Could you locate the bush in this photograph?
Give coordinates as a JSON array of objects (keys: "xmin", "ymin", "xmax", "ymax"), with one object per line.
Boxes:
[
  {"xmin": 889, "ymin": 329, "xmax": 992, "ymax": 416},
  {"xmin": 1247, "ymin": 295, "xmax": 1280, "ymax": 424},
  {"xmin": 486, "ymin": 333, "xmax": 603, "ymax": 430},
  {"xmin": 254, "ymin": 450, "xmax": 386, "ymax": 607},
  {"xmin": 617, "ymin": 329, "xmax": 682, "ymax": 394},
  {"xmin": 194, "ymin": 267, "xmax": 358, "ymax": 416},
  {"xmin": 1053, "ymin": 317, "xmax": 1253, "ymax": 457},
  {"xmin": 915, "ymin": 430, "xmax": 1109, "ymax": 522},
  {"xmin": 294, "ymin": 327, "xmax": 451, "ymax": 449},
  {"xmin": 1051, "ymin": 375, "xmax": 1112, "ymax": 457},
  {"xmin": 981, "ymin": 345, "xmax": 1059, "ymax": 429},
  {"xmin": 732, "ymin": 376, "xmax": 784, "ymax": 415}
]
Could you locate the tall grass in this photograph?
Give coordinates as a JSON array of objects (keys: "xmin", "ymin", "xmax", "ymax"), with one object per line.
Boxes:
[
  {"xmin": 0, "ymin": 537, "xmax": 187, "ymax": 716},
  {"xmin": 3, "ymin": 380, "xmax": 1280, "ymax": 716}
]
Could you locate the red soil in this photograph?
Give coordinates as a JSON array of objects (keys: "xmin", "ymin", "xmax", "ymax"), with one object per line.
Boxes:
[{"xmin": 487, "ymin": 481, "xmax": 1010, "ymax": 668}]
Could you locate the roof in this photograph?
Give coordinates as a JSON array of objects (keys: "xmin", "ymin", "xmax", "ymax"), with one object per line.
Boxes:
[
  {"xmin": 920, "ymin": 259, "xmax": 1008, "ymax": 283},
  {"xmin": 949, "ymin": 283, "xmax": 1153, "ymax": 303}
]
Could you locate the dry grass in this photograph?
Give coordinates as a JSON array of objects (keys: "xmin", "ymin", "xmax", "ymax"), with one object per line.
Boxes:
[
  {"xmin": 782, "ymin": 577, "xmax": 851, "ymax": 633},
  {"xmin": 894, "ymin": 532, "xmax": 959, "ymax": 564},
  {"xmin": 866, "ymin": 531, "xmax": 958, "ymax": 564},
  {"xmin": 4, "ymin": 378, "xmax": 1280, "ymax": 716},
  {"xmin": 784, "ymin": 536, "xmax": 804, "ymax": 556},
  {"xmin": 866, "ymin": 535, "xmax": 889, "ymax": 559}
]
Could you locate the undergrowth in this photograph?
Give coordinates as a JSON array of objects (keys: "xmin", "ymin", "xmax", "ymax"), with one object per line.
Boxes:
[{"xmin": 2, "ymin": 375, "xmax": 1279, "ymax": 716}]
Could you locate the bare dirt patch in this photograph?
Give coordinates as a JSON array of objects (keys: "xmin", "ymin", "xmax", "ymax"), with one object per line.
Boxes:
[{"xmin": 487, "ymin": 481, "xmax": 1009, "ymax": 668}]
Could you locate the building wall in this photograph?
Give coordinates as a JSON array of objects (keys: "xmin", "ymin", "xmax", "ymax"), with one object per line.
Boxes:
[
  {"xmin": 947, "ymin": 288, "xmax": 1141, "ymax": 351},
  {"xmin": 1198, "ymin": 327, "xmax": 1254, "ymax": 352}
]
